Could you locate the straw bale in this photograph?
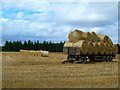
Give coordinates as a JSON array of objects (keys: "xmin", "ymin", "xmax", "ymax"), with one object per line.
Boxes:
[
  {"xmin": 35, "ymin": 51, "xmax": 41, "ymax": 56},
  {"xmin": 73, "ymin": 40, "xmax": 88, "ymax": 54},
  {"xmin": 97, "ymin": 34, "xmax": 113, "ymax": 44},
  {"xmin": 20, "ymin": 50, "xmax": 26, "ymax": 53},
  {"xmin": 106, "ymin": 44, "xmax": 112, "ymax": 54},
  {"xmin": 102, "ymin": 43, "xmax": 105, "ymax": 54},
  {"xmin": 112, "ymin": 44, "xmax": 118, "ymax": 55},
  {"xmin": 104, "ymin": 43, "xmax": 109, "ymax": 54},
  {"xmin": 68, "ymin": 30, "xmax": 84, "ymax": 42},
  {"xmin": 103, "ymin": 43, "xmax": 113, "ymax": 54},
  {"xmin": 83, "ymin": 32, "xmax": 92, "ymax": 41},
  {"xmin": 87, "ymin": 41, "xmax": 93, "ymax": 54},
  {"xmin": 92, "ymin": 43, "xmax": 99, "ymax": 54},
  {"xmin": 74, "ymin": 29, "xmax": 83, "ymax": 34},
  {"xmin": 20, "ymin": 50, "xmax": 41, "ymax": 56},
  {"xmin": 64, "ymin": 41, "xmax": 73, "ymax": 47},
  {"xmin": 20, "ymin": 50, "xmax": 28, "ymax": 55},
  {"xmin": 97, "ymin": 34, "xmax": 108, "ymax": 43},
  {"xmin": 90, "ymin": 32, "xmax": 98, "ymax": 42},
  {"xmin": 97, "ymin": 42, "xmax": 105, "ymax": 54},
  {"xmin": 107, "ymin": 37, "xmax": 113, "ymax": 45},
  {"xmin": 109, "ymin": 44, "xmax": 113, "ymax": 54},
  {"xmin": 41, "ymin": 51, "xmax": 49, "ymax": 57}
]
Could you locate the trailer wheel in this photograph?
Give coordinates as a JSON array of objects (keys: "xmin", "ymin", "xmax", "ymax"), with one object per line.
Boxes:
[
  {"xmin": 67, "ymin": 55, "xmax": 74, "ymax": 63},
  {"xmin": 103, "ymin": 56, "xmax": 107, "ymax": 61},
  {"xmin": 67, "ymin": 55, "xmax": 72, "ymax": 59},
  {"xmin": 106, "ymin": 56, "xmax": 113, "ymax": 62},
  {"xmin": 62, "ymin": 55, "xmax": 73, "ymax": 64},
  {"xmin": 109, "ymin": 56, "xmax": 113, "ymax": 62},
  {"xmin": 106, "ymin": 56, "xmax": 109, "ymax": 62},
  {"xmin": 89, "ymin": 56, "xmax": 95, "ymax": 62},
  {"xmin": 78, "ymin": 56, "xmax": 87, "ymax": 64}
]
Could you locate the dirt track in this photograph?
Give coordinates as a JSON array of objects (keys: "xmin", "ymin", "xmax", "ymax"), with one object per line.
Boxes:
[{"xmin": 1, "ymin": 52, "xmax": 119, "ymax": 88}]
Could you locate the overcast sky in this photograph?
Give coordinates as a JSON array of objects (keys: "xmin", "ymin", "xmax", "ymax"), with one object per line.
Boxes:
[{"xmin": 1, "ymin": 0, "xmax": 118, "ymax": 45}]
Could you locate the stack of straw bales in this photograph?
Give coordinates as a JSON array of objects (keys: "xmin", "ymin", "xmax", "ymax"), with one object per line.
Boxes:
[
  {"xmin": 20, "ymin": 50, "xmax": 41, "ymax": 56},
  {"xmin": 20, "ymin": 50, "xmax": 49, "ymax": 57},
  {"xmin": 64, "ymin": 29, "xmax": 118, "ymax": 55}
]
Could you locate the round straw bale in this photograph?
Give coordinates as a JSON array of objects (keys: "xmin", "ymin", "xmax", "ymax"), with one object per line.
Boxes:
[
  {"xmin": 104, "ymin": 44, "xmax": 113, "ymax": 54},
  {"xmin": 97, "ymin": 34, "xmax": 113, "ymax": 45},
  {"xmin": 20, "ymin": 50, "xmax": 27, "ymax": 55},
  {"xmin": 102, "ymin": 43, "xmax": 105, "ymax": 54},
  {"xmin": 107, "ymin": 37, "xmax": 113, "ymax": 45},
  {"xmin": 90, "ymin": 32, "xmax": 98, "ymax": 42},
  {"xmin": 112, "ymin": 44, "xmax": 118, "ymax": 55},
  {"xmin": 20, "ymin": 49, "xmax": 25, "ymax": 53},
  {"xmin": 35, "ymin": 51, "xmax": 41, "ymax": 56},
  {"xmin": 83, "ymin": 32, "xmax": 92, "ymax": 41},
  {"xmin": 87, "ymin": 41, "xmax": 93, "ymax": 54},
  {"xmin": 97, "ymin": 42, "xmax": 105, "ymax": 54},
  {"xmin": 29, "ymin": 50, "xmax": 34, "ymax": 55},
  {"xmin": 41, "ymin": 51, "xmax": 49, "ymax": 57},
  {"xmin": 93, "ymin": 42, "xmax": 99, "ymax": 54},
  {"xmin": 97, "ymin": 34, "xmax": 109, "ymax": 43},
  {"xmin": 68, "ymin": 30, "xmax": 84, "ymax": 42},
  {"xmin": 104, "ymin": 43, "xmax": 109, "ymax": 54},
  {"xmin": 74, "ymin": 29, "xmax": 83, "ymax": 34},
  {"xmin": 109, "ymin": 44, "xmax": 113, "ymax": 54},
  {"xmin": 73, "ymin": 40, "xmax": 88, "ymax": 54},
  {"xmin": 64, "ymin": 41, "xmax": 73, "ymax": 47}
]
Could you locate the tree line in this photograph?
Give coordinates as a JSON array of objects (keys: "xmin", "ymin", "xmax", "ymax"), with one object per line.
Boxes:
[
  {"xmin": 2, "ymin": 40, "xmax": 120, "ymax": 53},
  {"xmin": 2, "ymin": 40, "xmax": 64, "ymax": 52}
]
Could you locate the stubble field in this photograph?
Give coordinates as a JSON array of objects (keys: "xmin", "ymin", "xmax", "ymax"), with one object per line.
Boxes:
[{"xmin": 1, "ymin": 52, "xmax": 119, "ymax": 88}]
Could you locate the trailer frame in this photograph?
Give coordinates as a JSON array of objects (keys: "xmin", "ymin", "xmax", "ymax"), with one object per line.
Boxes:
[{"xmin": 62, "ymin": 47, "xmax": 115, "ymax": 64}]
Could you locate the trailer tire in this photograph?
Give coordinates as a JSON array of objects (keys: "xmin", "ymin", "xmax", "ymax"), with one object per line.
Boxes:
[
  {"xmin": 89, "ymin": 56, "xmax": 95, "ymax": 62},
  {"xmin": 67, "ymin": 55, "xmax": 74, "ymax": 63},
  {"xmin": 109, "ymin": 56, "xmax": 113, "ymax": 62},
  {"xmin": 103, "ymin": 56, "xmax": 107, "ymax": 62},
  {"xmin": 78, "ymin": 56, "xmax": 87, "ymax": 64},
  {"xmin": 106, "ymin": 56, "xmax": 111, "ymax": 62}
]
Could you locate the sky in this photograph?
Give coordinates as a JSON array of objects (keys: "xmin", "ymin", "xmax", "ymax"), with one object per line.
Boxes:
[{"xmin": 0, "ymin": 0, "xmax": 119, "ymax": 46}]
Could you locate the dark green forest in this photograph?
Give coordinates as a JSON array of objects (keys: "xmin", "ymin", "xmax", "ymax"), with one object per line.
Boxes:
[
  {"xmin": 2, "ymin": 40, "xmax": 120, "ymax": 53},
  {"xmin": 2, "ymin": 40, "xmax": 64, "ymax": 52}
]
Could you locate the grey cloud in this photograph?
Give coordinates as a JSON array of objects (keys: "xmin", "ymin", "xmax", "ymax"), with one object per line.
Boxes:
[
  {"xmin": 54, "ymin": 2, "xmax": 117, "ymax": 28},
  {"xmin": 1, "ymin": 2, "xmax": 118, "ymax": 45}
]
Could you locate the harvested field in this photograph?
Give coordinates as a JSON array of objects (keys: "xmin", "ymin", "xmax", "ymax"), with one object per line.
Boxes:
[{"xmin": 1, "ymin": 52, "xmax": 119, "ymax": 88}]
